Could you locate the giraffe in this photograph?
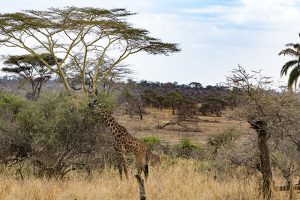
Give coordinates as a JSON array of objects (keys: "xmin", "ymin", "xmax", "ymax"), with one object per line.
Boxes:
[{"xmin": 90, "ymin": 101, "xmax": 149, "ymax": 180}]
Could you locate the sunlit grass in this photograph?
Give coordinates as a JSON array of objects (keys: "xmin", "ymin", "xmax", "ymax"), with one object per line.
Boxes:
[{"xmin": 0, "ymin": 159, "xmax": 295, "ymax": 200}]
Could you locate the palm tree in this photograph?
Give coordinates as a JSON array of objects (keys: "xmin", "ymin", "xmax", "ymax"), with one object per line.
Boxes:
[{"xmin": 279, "ymin": 34, "xmax": 300, "ymax": 90}]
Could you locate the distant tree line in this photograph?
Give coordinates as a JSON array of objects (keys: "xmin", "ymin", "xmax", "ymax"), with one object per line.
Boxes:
[
  {"xmin": 0, "ymin": 75, "xmax": 236, "ymax": 119},
  {"xmin": 116, "ymin": 79, "xmax": 236, "ymax": 120}
]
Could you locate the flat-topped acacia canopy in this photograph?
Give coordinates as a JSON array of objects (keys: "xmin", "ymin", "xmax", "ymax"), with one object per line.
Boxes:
[{"xmin": 0, "ymin": 7, "xmax": 180, "ymax": 95}]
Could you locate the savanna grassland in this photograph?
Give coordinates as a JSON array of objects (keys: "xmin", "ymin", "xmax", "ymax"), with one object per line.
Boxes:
[
  {"xmin": 0, "ymin": 161, "xmax": 291, "ymax": 200},
  {"xmin": 0, "ymin": 108, "xmax": 297, "ymax": 200},
  {"xmin": 2, "ymin": 5, "xmax": 300, "ymax": 200}
]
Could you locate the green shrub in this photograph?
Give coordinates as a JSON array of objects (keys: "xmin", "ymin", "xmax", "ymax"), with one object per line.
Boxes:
[
  {"xmin": 94, "ymin": 91, "xmax": 116, "ymax": 112},
  {"xmin": 142, "ymin": 136, "xmax": 161, "ymax": 149},
  {"xmin": 0, "ymin": 92, "xmax": 25, "ymax": 117},
  {"xmin": 178, "ymin": 138, "xmax": 193, "ymax": 148},
  {"xmin": 176, "ymin": 138, "xmax": 203, "ymax": 152}
]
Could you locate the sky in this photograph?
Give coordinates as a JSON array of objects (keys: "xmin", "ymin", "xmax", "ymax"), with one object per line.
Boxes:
[{"xmin": 0, "ymin": 0, "xmax": 300, "ymax": 86}]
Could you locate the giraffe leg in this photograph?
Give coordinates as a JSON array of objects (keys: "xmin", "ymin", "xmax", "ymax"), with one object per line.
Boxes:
[
  {"xmin": 117, "ymin": 158, "xmax": 123, "ymax": 180},
  {"xmin": 116, "ymin": 152, "xmax": 124, "ymax": 180},
  {"xmin": 118, "ymin": 152, "xmax": 128, "ymax": 180},
  {"xmin": 122, "ymin": 157, "xmax": 129, "ymax": 180},
  {"xmin": 136, "ymin": 156, "xmax": 148, "ymax": 179}
]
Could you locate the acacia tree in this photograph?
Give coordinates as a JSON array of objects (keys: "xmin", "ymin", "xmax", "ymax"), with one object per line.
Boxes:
[
  {"xmin": 165, "ymin": 91, "xmax": 183, "ymax": 115},
  {"xmin": 199, "ymin": 95, "xmax": 226, "ymax": 117},
  {"xmin": 2, "ymin": 53, "xmax": 60, "ymax": 98},
  {"xmin": 0, "ymin": 7, "xmax": 180, "ymax": 95},
  {"xmin": 189, "ymin": 82, "xmax": 203, "ymax": 95}
]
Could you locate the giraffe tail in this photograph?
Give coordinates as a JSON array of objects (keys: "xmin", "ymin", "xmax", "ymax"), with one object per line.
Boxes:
[
  {"xmin": 144, "ymin": 164, "xmax": 149, "ymax": 179},
  {"xmin": 143, "ymin": 150, "xmax": 150, "ymax": 179}
]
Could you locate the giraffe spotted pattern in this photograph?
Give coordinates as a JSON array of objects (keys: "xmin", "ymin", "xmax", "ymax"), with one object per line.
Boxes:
[{"xmin": 91, "ymin": 102, "xmax": 149, "ymax": 180}]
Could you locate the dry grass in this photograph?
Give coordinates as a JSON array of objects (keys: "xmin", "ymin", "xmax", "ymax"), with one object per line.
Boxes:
[
  {"xmin": 0, "ymin": 109, "xmax": 291, "ymax": 199},
  {"xmin": 0, "ymin": 159, "xmax": 295, "ymax": 200}
]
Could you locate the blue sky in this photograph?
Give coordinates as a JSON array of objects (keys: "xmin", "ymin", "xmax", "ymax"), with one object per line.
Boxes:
[{"xmin": 1, "ymin": 0, "xmax": 300, "ymax": 86}]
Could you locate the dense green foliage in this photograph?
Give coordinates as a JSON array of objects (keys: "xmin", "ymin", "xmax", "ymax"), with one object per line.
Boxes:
[
  {"xmin": 142, "ymin": 136, "xmax": 161, "ymax": 149},
  {"xmin": 0, "ymin": 92, "xmax": 115, "ymax": 179},
  {"xmin": 176, "ymin": 138, "xmax": 203, "ymax": 152}
]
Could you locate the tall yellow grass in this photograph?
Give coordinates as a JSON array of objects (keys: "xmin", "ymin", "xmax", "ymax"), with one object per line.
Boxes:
[{"xmin": 0, "ymin": 160, "xmax": 295, "ymax": 200}]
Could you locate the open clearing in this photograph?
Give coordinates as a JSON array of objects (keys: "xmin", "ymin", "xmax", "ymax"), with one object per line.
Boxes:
[{"xmin": 116, "ymin": 108, "xmax": 254, "ymax": 146}]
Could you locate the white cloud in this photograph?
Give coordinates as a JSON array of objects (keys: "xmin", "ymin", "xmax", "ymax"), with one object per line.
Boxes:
[
  {"xmin": 0, "ymin": 0, "xmax": 299, "ymax": 85},
  {"xmin": 0, "ymin": 0, "xmax": 157, "ymax": 13},
  {"xmin": 182, "ymin": 6, "xmax": 227, "ymax": 15},
  {"xmin": 128, "ymin": 0, "xmax": 300, "ymax": 84},
  {"xmin": 181, "ymin": 0, "xmax": 300, "ymax": 29},
  {"xmin": 229, "ymin": 0, "xmax": 300, "ymax": 25}
]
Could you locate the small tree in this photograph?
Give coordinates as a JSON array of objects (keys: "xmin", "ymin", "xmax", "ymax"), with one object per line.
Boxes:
[
  {"xmin": 189, "ymin": 82, "xmax": 203, "ymax": 95},
  {"xmin": 154, "ymin": 95, "xmax": 165, "ymax": 110},
  {"xmin": 119, "ymin": 82, "xmax": 145, "ymax": 119},
  {"xmin": 227, "ymin": 66, "xmax": 278, "ymax": 199},
  {"xmin": 165, "ymin": 91, "xmax": 183, "ymax": 115},
  {"xmin": 2, "ymin": 54, "xmax": 60, "ymax": 99},
  {"xmin": 141, "ymin": 89, "xmax": 157, "ymax": 107},
  {"xmin": 199, "ymin": 95, "xmax": 226, "ymax": 117},
  {"xmin": 177, "ymin": 96, "xmax": 198, "ymax": 120}
]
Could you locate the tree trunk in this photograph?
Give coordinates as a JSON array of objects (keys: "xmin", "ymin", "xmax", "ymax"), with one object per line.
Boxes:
[
  {"xmin": 31, "ymin": 82, "xmax": 36, "ymax": 96},
  {"xmin": 36, "ymin": 79, "xmax": 43, "ymax": 97},
  {"xmin": 251, "ymin": 120, "xmax": 273, "ymax": 200},
  {"xmin": 258, "ymin": 130, "xmax": 272, "ymax": 199},
  {"xmin": 137, "ymin": 105, "xmax": 143, "ymax": 120},
  {"xmin": 172, "ymin": 104, "xmax": 175, "ymax": 115}
]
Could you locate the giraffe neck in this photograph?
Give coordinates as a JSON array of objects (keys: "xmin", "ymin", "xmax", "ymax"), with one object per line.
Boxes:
[{"xmin": 98, "ymin": 107, "xmax": 123, "ymax": 138}]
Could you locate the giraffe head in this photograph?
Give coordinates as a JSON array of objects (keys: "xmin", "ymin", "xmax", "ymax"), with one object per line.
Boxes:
[
  {"xmin": 88, "ymin": 98, "xmax": 98, "ymax": 107},
  {"xmin": 88, "ymin": 99, "xmax": 112, "ymax": 121},
  {"xmin": 88, "ymin": 99, "xmax": 105, "ymax": 110}
]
